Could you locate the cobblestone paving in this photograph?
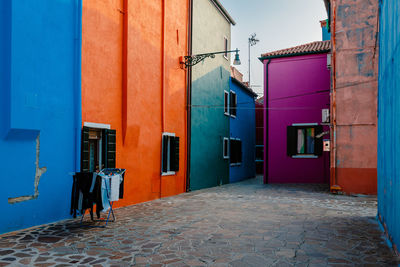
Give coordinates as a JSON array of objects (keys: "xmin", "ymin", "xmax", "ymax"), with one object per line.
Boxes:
[{"xmin": 0, "ymin": 177, "xmax": 399, "ymax": 266}]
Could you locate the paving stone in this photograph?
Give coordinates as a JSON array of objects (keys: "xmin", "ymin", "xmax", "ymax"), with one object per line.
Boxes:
[{"xmin": 0, "ymin": 177, "xmax": 398, "ymax": 266}]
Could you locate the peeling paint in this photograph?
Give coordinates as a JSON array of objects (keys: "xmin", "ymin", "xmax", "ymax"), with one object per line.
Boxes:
[{"xmin": 8, "ymin": 134, "xmax": 47, "ymax": 204}]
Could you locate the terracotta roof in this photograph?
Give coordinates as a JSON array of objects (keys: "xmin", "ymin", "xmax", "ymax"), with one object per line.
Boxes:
[{"xmin": 260, "ymin": 40, "xmax": 331, "ymax": 59}]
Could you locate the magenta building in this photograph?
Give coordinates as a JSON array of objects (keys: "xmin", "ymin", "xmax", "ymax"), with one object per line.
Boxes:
[{"xmin": 260, "ymin": 41, "xmax": 331, "ymax": 184}]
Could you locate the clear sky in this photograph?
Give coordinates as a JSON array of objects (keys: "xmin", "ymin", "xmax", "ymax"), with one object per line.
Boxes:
[{"xmin": 218, "ymin": 0, "xmax": 328, "ymax": 97}]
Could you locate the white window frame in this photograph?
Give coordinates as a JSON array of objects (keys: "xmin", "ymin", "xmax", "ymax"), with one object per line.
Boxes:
[
  {"xmin": 162, "ymin": 132, "xmax": 176, "ymax": 176},
  {"xmin": 223, "ymin": 137, "xmax": 229, "ymax": 159},
  {"xmin": 230, "ymin": 90, "xmax": 237, "ymax": 118},
  {"xmin": 290, "ymin": 123, "xmax": 319, "ymax": 159},
  {"xmin": 224, "ymin": 90, "xmax": 230, "ymax": 116},
  {"xmin": 223, "ymin": 36, "xmax": 228, "ymax": 60}
]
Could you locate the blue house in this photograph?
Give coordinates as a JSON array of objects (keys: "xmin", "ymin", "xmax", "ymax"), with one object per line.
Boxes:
[
  {"xmin": 228, "ymin": 73, "xmax": 257, "ymax": 183},
  {"xmin": 0, "ymin": 0, "xmax": 82, "ymax": 233},
  {"xmin": 377, "ymin": 0, "xmax": 400, "ymax": 255}
]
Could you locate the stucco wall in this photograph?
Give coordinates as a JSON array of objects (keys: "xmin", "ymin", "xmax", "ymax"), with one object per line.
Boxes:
[
  {"xmin": 331, "ymin": 0, "xmax": 379, "ymax": 194},
  {"xmin": 264, "ymin": 54, "xmax": 330, "ymax": 183},
  {"xmin": 192, "ymin": 0, "xmax": 231, "ymax": 80},
  {"xmin": 0, "ymin": 0, "xmax": 82, "ymax": 233},
  {"xmin": 190, "ymin": 0, "xmax": 232, "ymax": 190},
  {"xmin": 377, "ymin": 0, "xmax": 400, "ymax": 255},
  {"xmin": 229, "ymin": 79, "xmax": 256, "ymax": 183},
  {"xmin": 82, "ymin": 0, "xmax": 188, "ymax": 205}
]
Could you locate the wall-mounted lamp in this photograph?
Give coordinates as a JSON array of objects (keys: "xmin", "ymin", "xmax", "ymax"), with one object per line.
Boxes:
[{"xmin": 180, "ymin": 49, "xmax": 241, "ymax": 68}]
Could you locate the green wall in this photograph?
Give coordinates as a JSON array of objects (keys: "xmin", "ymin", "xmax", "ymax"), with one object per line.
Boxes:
[
  {"xmin": 190, "ymin": 67, "xmax": 230, "ymax": 190},
  {"xmin": 190, "ymin": 0, "xmax": 232, "ymax": 190}
]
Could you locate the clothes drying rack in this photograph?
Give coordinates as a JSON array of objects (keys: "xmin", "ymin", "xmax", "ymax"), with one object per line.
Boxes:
[{"xmin": 80, "ymin": 168, "xmax": 125, "ymax": 227}]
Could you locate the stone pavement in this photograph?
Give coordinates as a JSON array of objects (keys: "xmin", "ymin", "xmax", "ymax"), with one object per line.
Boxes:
[{"xmin": 0, "ymin": 177, "xmax": 399, "ymax": 267}]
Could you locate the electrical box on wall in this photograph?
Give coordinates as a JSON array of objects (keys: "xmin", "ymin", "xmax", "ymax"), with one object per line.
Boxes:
[
  {"xmin": 323, "ymin": 139, "xmax": 330, "ymax": 152},
  {"xmin": 322, "ymin": 109, "xmax": 330, "ymax": 123}
]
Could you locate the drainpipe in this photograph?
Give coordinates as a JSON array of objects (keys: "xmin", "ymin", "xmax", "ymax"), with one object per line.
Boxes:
[
  {"xmin": 186, "ymin": 0, "xmax": 193, "ymax": 192},
  {"xmin": 160, "ymin": 0, "xmax": 166, "ymax": 197},
  {"xmin": 121, "ymin": 0, "xmax": 128, "ymax": 144},
  {"xmin": 74, "ymin": 0, "xmax": 82, "ymax": 172},
  {"xmin": 264, "ymin": 59, "xmax": 271, "ymax": 184},
  {"xmin": 330, "ymin": 1, "xmax": 341, "ymax": 192}
]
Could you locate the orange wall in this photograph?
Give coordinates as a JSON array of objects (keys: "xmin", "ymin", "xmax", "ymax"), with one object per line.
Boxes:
[
  {"xmin": 330, "ymin": 0, "xmax": 378, "ymax": 195},
  {"xmin": 82, "ymin": 0, "xmax": 188, "ymax": 207}
]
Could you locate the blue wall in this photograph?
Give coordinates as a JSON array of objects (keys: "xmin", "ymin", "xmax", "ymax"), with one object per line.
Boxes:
[
  {"xmin": 377, "ymin": 0, "xmax": 400, "ymax": 252},
  {"xmin": 190, "ymin": 67, "xmax": 230, "ymax": 190},
  {"xmin": 229, "ymin": 78, "xmax": 256, "ymax": 183},
  {"xmin": 322, "ymin": 20, "xmax": 331, "ymax": 41},
  {"xmin": 0, "ymin": 0, "xmax": 82, "ymax": 234}
]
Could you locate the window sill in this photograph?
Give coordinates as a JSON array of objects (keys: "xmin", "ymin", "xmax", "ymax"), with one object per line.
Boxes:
[
  {"xmin": 162, "ymin": 171, "xmax": 176, "ymax": 176},
  {"xmin": 224, "ymin": 112, "xmax": 230, "ymax": 116},
  {"xmin": 292, "ymin": 155, "xmax": 318, "ymax": 159},
  {"xmin": 223, "ymin": 156, "xmax": 229, "ymax": 160},
  {"xmin": 230, "ymin": 163, "xmax": 242, "ymax": 166},
  {"xmin": 230, "ymin": 115, "xmax": 236, "ymax": 118}
]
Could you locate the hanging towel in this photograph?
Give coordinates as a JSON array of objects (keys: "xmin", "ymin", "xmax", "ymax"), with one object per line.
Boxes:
[{"xmin": 109, "ymin": 174, "xmax": 121, "ymax": 202}]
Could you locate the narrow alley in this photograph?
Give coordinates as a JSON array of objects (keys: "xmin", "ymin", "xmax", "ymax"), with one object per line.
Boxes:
[{"xmin": 0, "ymin": 178, "xmax": 398, "ymax": 267}]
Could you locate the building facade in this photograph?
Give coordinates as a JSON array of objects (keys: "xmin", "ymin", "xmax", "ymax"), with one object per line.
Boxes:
[
  {"xmin": 81, "ymin": 0, "xmax": 189, "ymax": 206},
  {"xmin": 260, "ymin": 41, "xmax": 331, "ymax": 184},
  {"xmin": 189, "ymin": 0, "xmax": 235, "ymax": 190},
  {"xmin": 0, "ymin": 0, "xmax": 82, "ymax": 233},
  {"xmin": 377, "ymin": 0, "xmax": 400, "ymax": 256},
  {"xmin": 324, "ymin": 0, "xmax": 379, "ymax": 194},
  {"xmin": 229, "ymin": 77, "xmax": 257, "ymax": 183}
]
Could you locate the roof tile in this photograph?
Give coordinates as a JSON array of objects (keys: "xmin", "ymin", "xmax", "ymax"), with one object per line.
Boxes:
[{"xmin": 261, "ymin": 40, "xmax": 331, "ymax": 59}]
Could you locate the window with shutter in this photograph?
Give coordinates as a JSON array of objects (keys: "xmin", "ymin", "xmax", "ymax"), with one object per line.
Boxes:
[
  {"xmin": 230, "ymin": 138, "xmax": 242, "ymax": 165},
  {"xmin": 103, "ymin": 129, "xmax": 116, "ymax": 168},
  {"xmin": 230, "ymin": 91, "xmax": 237, "ymax": 117},
  {"xmin": 81, "ymin": 127, "xmax": 90, "ymax": 172},
  {"xmin": 224, "ymin": 91, "xmax": 229, "ymax": 115},
  {"xmin": 287, "ymin": 124, "xmax": 324, "ymax": 158},
  {"xmin": 223, "ymin": 138, "xmax": 229, "ymax": 159},
  {"xmin": 161, "ymin": 133, "xmax": 179, "ymax": 175}
]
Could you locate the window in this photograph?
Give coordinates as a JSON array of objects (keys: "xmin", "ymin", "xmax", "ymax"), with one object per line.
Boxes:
[
  {"xmin": 224, "ymin": 37, "xmax": 228, "ymax": 59},
  {"xmin": 81, "ymin": 126, "xmax": 116, "ymax": 172},
  {"xmin": 224, "ymin": 91, "xmax": 229, "ymax": 115},
  {"xmin": 223, "ymin": 138, "xmax": 229, "ymax": 159},
  {"xmin": 162, "ymin": 133, "xmax": 180, "ymax": 175},
  {"xmin": 287, "ymin": 125, "xmax": 323, "ymax": 158},
  {"xmin": 255, "ymin": 145, "xmax": 264, "ymax": 162},
  {"xmin": 230, "ymin": 138, "xmax": 242, "ymax": 165},
  {"xmin": 230, "ymin": 91, "xmax": 237, "ymax": 117}
]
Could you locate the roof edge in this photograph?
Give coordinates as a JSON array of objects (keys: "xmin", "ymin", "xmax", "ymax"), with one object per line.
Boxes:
[
  {"xmin": 258, "ymin": 50, "xmax": 330, "ymax": 62},
  {"xmin": 231, "ymin": 77, "xmax": 258, "ymax": 98},
  {"xmin": 210, "ymin": 0, "xmax": 236, "ymax": 25}
]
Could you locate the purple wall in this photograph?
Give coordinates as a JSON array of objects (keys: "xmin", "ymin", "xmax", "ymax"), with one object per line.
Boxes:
[{"xmin": 264, "ymin": 54, "xmax": 330, "ymax": 183}]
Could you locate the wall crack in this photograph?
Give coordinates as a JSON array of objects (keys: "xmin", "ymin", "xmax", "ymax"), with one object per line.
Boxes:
[{"xmin": 8, "ymin": 134, "xmax": 47, "ymax": 204}]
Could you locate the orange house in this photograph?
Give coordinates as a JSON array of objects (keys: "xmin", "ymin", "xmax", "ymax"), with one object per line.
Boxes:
[{"xmin": 81, "ymin": 0, "xmax": 189, "ymax": 207}]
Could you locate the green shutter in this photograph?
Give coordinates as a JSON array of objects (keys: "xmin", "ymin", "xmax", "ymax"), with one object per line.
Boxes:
[
  {"xmin": 287, "ymin": 126, "xmax": 297, "ymax": 156},
  {"xmin": 170, "ymin": 136, "xmax": 180, "ymax": 172},
  {"xmin": 103, "ymin": 129, "xmax": 116, "ymax": 168},
  {"xmin": 81, "ymin": 127, "xmax": 90, "ymax": 172},
  {"xmin": 315, "ymin": 125, "xmax": 324, "ymax": 156},
  {"xmin": 162, "ymin": 135, "xmax": 168, "ymax": 173}
]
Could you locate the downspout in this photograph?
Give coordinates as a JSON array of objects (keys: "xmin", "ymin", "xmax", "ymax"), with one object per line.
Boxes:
[
  {"xmin": 330, "ymin": 1, "xmax": 340, "ymax": 191},
  {"xmin": 160, "ymin": 0, "xmax": 166, "ymax": 197},
  {"xmin": 264, "ymin": 59, "xmax": 271, "ymax": 184},
  {"xmin": 74, "ymin": 0, "xmax": 82, "ymax": 172},
  {"xmin": 121, "ymin": 0, "xmax": 128, "ymax": 144},
  {"xmin": 186, "ymin": 0, "xmax": 193, "ymax": 192}
]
